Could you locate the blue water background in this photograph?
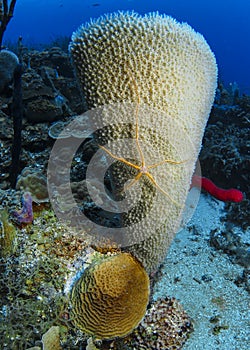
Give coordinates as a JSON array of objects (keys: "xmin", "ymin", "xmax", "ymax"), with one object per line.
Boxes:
[{"xmin": 4, "ymin": 0, "xmax": 250, "ymax": 94}]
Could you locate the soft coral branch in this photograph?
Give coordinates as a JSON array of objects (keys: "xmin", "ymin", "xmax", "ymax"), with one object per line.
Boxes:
[{"xmin": 0, "ymin": 0, "xmax": 17, "ymax": 48}]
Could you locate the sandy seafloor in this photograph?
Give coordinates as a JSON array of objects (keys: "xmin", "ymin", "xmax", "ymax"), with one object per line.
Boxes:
[{"xmin": 153, "ymin": 192, "xmax": 250, "ymax": 350}]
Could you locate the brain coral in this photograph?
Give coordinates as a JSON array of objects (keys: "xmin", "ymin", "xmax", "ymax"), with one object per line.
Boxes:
[
  {"xmin": 16, "ymin": 167, "xmax": 48, "ymax": 203},
  {"xmin": 70, "ymin": 252, "xmax": 149, "ymax": 339},
  {"xmin": 69, "ymin": 11, "xmax": 217, "ymax": 272}
]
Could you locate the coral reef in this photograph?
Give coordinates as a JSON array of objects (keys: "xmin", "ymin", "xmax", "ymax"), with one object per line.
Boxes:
[
  {"xmin": 0, "ymin": 12, "xmax": 248, "ymax": 349},
  {"xmin": 0, "ymin": 46, "xmax": 82, "ymax": 191},
  {"xmin": 0, "ymin": 190, "xmax": 90, "ymax": 350},
  {"xmin": 70, "ymin": 252, "xmax": 150, "ymax": 339},
  {"xmin": 9, "ymin": 59, "xmax": 24, "ymax": 188},
  {"xmin": 20, "ymin": 67, "xmax": 70, "ymax": 123}
]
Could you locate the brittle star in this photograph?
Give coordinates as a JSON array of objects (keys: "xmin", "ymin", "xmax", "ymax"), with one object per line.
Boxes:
[{"xmin": 99, "ymin": 70, "xmax": 188, "ymax": 208}]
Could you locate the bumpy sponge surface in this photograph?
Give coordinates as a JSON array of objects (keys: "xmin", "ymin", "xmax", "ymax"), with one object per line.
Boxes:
[
  {"xmin": 70, "ymin": 11, "xmax": 217, "ymax": 147},
  {"xmin": 69, "ymin": 11, "xmax": 217, "ymax": 272}
]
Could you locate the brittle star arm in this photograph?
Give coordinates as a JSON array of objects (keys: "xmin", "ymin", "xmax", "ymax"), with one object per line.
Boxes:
[
  {"xmin": 145, "ymin": 171, "xmax": 181, "ymax": 208},
  {"xmin": 99, "ymin": 144, "xmax": 143, "ymax": 193},
  {"xmin": 99, "ymin": 145, "xmax": 141, "ymax": 170},
  {"xmin": 123, "ymin": 172, "xmax": 143, "ymax": 192},
  {"xmin": 148, "ymin": 158, "xmax": 188, "ymax": 170}
]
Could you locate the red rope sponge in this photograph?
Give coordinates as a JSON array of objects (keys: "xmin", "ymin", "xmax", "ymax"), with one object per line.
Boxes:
[{"xmin": 191, "ymin": 175, "xmax": 244, "ymax": 202}]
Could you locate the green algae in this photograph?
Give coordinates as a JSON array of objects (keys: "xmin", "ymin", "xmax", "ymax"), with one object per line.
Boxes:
[{"xmin": 0, "ymin": 209, "xmax": 17, "ymax": 257}]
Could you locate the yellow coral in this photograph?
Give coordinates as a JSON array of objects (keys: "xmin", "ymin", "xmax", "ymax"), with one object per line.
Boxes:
[
  {"xmin": 41, "ymin": 326, "xmax": 62, "ymax": 350},
  {"xmin": 70, "ymin": 252, "xmax": 149, "ymax": 339},
  {"xmin": 0, "ymin": 209, "xmax": 17, "ymax": 257}
]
